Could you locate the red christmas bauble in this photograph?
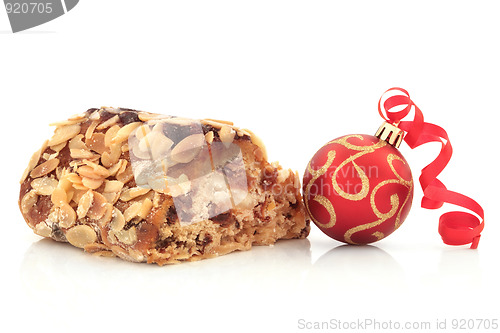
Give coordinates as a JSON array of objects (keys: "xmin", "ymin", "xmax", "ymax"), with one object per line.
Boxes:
[{"xmin": 303, "ymin": 134, "xmax": 413, "ymax": 245}]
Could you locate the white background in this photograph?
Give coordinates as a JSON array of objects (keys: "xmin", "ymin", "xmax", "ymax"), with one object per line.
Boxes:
[{"xmin": 1, "ymin": 1, "xmax": 499, "ymax": 332}]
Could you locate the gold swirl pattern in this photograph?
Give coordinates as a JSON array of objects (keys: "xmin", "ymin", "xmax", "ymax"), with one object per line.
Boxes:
[
  {"xmin": 304, "ymin": 150, "xmax": 336, "ymax": 228},
  {"xmin": 344, "ymin": 152, "xmax": 413, "ymax": 244},
  {"xmin": 312, "ymin": 195, "xmax": 336, "ymax": 228}
]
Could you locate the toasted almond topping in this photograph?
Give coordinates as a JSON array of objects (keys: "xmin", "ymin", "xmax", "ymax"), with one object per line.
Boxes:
[
  {"xmin": 85, "ymin": 120, "xmax": 99, "ymax": 140},
  {"xmin": 138, "ymin": 198, "xmax": 153, "ymax": 219},
  {"xmin": 68, "ymin": 134, "xmax": 88, "ymax": 150},
  {"xmin": 104, "ymin": 124, "xmax": 120, "ymax": 147},
  {"xmin": 70, "ymin": 148, "xmax": 95, "ymax": 159},
  {"xmin": 116, "ymin": 163, "xmax": 133, "ymax": 184},
  {"xmin": 81, "ymin": 177, "xmax": 104, "ymax": 190},
  {"xmin": 98, "ymin": 203, "xmax": 114, "ymax": 227},
  {"xmin": 102, "ymin": 192, "xmax": 120, "ymax": 204},
  {"xmin": 203, "ymin": 118, "xmax": 234, "ymax": 126},
  {"xmin": 59, "ymin": 203, "xmax": 77, "ymax": 228},
  {"xmin": 49, "ymin": 118, "xmax": 85, "ymax": 127},
  {"xmin": 97, "ymin": 115, "xmax": 119, "ymax": 130},
  {"xmin": 20, "ymin": 140, "xmax": 48, "ymax": 183},
  {"xmin": 219, "ymin": 125, "xmax": 236, "ymax": 147},
  {"xmin": 171, "ymin": 133, "xmax": 205, "ymax": 164},
  {"xmin": 123, "ymin": 202, "xmax": 142, "ymax": 222},
  {"xmin": 87, "ymin": 192, "xmax": 108, "ymax": 220},
  {"xmin": 111, "ymin": 122, "xmax": 142, "ymax": 145},
  {"xmin": 246, "ymin": 129, "xmax": 268, "ymax": 161},
  {"xmin": 31, "ymin": 177, "xmax": 59, "ymax": 196},
  {"xmin": 77, "ymin": 190, "xmax": 94, "ymax": 219},
  {"xmin": 65, "ymin": 173, "xmax": 83, "ymax": 184},
  {"xmin": 115, "ymin": 227, "xmax": 138, "ymax": 246},
  {"xmin": 110, "ymin": 208, "xmax": 126, "ymax": 231},
  {"xmin": 21, "ymin": 190, "xmax": 38, "ymax": 215},
  {"xmin": 51, "ymin": 187, "xmax": 67, "ymax": 207},
  {"xmin": 120, "ymin": 187, "xmax": 150, "ymax": 202},
  {"xmin": 66, "ymin": 225, "xmax": 97, "ymax": 249},
  {"xmin": 30, "ymin": 158, "xmax": 60, "ymax": 179},
  {"xmin": 50, "ymin": 141, "xmax": 66, "ymax": 153},
  {"xmin": 77, "ymin": 164, "xmax": 110, "ymax": 178},
  {"xmin": 101, "ymin": 143, "xmax": 122, "ymax": 167},
  {"xmin": 48, "ymin": 124, "xmax": 81, "ymax": 146},
  {"xmin": 34, "ymin": 222, "xmax": 52, "ymax": 238},
  {"xmin": 85, "ymin": 133, "xmax": 106, "ymax": 154},
  {"xmin": 205, "ymin": 131, "xmax": 214, "ymax": 144},
  {"xmin": 104, "ymin": 180, "xmax": 124, "ymax": 193}
]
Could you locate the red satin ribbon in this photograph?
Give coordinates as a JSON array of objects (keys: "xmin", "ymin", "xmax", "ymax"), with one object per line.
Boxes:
[{"xmin": 378, "ymin": 87, "xmax": 484, "ymax": 249}]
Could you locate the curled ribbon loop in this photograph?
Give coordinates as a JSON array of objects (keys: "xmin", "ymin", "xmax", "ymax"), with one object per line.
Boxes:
[{"xmin": 378, "ymin": 88, "xmax": 484, "ymax": 249}]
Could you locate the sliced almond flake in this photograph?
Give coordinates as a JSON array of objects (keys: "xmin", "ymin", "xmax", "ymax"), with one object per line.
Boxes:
[
  {"xmin": 110, "ymin": 208, "xmax": 125, "ymax": 231},
  {"xmin": 68, "ymin": 134, "xmax": 88, "ymax": 150},
  {"xmin": 81, "ymin": 177, "xmax": 104, "ymax": 190},
  {"xmin": 205, "ymin": 131, "xmax": 214, "ymax": 144},
  {"xmin": 50, "ymin": 141, "xmax": 67, "ymax": 153},
  {"xmin": 111, "ymin": 122, "xmax": 142, "ymax": 145},
  {"xmin": 102, "ymin": 192, "xmax": 120, "ymax": 204},
  {"xmin": 138, "ymin": 198, "xmax": 153, "ymax": 219},
  {"xmin": 120, "ymin": 187, "xmax": 150, "ymax": 202},
  {"xmin": 30, "ymin": 158, "xmax": 60, "ymax": 179},
  {"xmin": 107, "ymin": 159, "xmax": 124, "ymax": 177},
  {"xmin": 51, "ymin": 187, "xmax": 67, "ymax": 207},
  {"xmin": 104, "ymin": 125, "xmax": 120, "ymax": 147},
  {"xmin": 20, "ymin": 140, "xmax": 48, "ymax": 184},
  {"xmin": 31, "ymin": 177, "xmax": 59, "ymax": 196},
  {"xmin": 104, "ymin": 180, "xmax": 124, "ymax": 193},
  {"xmin": 48, "ymin": 118, "xmax": 85, "ymax": 127},
  {"xmin": 66, "ymin": 225, "xmax": 97, "ymax": 249},
  {"xmin": 115, "ymin": 227, "xmax": 137, "ymax": 246},
  {"xmin": 97, "ymin": 115, "xmax": 120, "ymax": 130},
  {"xmin": 77, "ymin": 190, "xmax": 94, "ymax": 219},
  {"xmin": 70, "ymin": 149, "xmax": 95, "ymax": 159},
  {"xmin": 123, "ymin": 202, "xmax": 142, "ymax": 222},
  {"xmin": 21, "ymin": 191, "xmax": 38, "ymax": 215},
  {"xmin": 34, "ymin": 222, "xmax": 52, "ymax": 238},
  {"xmin": 170, "ymin": 133, "xmax": 205, "ymax": 164},
  {"xmin": 59, "ymin": 203, "xmax": 77, "ymax": 228},
  {"xmin": 48, "ymin": 124, "xmax": 81, "ymax": 146},
  {"xmin": 81, "ymin": 161, "xmax": 110, "ymax": 178},
  {"xmin": 219, "ymin": 125, "xmax": 236, "ymax": 147},
  {"xmin": 85, "ymin": 133, "xmax": 106, "ymax": 154},
  {"xmin": 203, "ymin": 118, "xmax": 234, "ymax": 126},
  {"xmin": 85, "ymin": 120, "xmax": 100, "ymax": 140},
  {"xmin": 97, "ymin": 203, "xmax": 114, "ymax": 227},
  {"xmin": 87, "ymin": 192, "xmax": 108, "ymax": 220}
]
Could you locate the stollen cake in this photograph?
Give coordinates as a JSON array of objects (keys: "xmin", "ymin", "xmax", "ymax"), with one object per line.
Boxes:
[{"xmin": 19, "ymin": 107, "xmax": 310, "ymax": 264}]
